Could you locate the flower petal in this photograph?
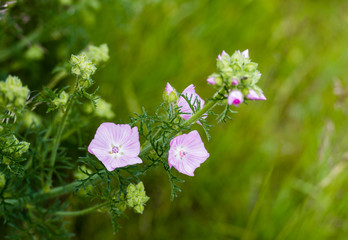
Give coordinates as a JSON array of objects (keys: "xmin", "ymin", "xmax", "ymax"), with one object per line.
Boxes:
[
  {"xmin": 122, "ymin": 126, "xmax": 141, "ymax": 157},
  {"xmin": 90, "ymin": 148, "xmax": 115, "ymax": 171},
  {"xmin": 94, "ymin": 122, "xmax": 117, "ymax": 146},
  {"xmin": 111, "ymin": 156, "xmax": 142, "ymax": 169}
]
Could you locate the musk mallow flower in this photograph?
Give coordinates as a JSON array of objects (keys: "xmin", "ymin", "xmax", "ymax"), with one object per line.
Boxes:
[
  {"xmin": 177, "ymin": 84, "xmax": 206, "ymax": 123},
  {"xmin": 246, "ymin": 89, "xmax": 267, "ymax": 101},
  {"xmin": 88, "ymin": 123, "xmax": 142, "ymax": 171},
  {"xmin": 168, "ymin": 130, "xmax": 209, "ymax": 176},
  {"xmin": 227, "ymin": 90, "xmax": 244, "ymax": 106}
]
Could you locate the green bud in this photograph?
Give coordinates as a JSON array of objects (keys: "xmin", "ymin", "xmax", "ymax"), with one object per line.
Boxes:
[
  {"xmin": 85, "ymin": 44, "xmax": 109, "ymax": 65},
  {"xmin": 231, "ymin": 63, "xmax": 242, "ymax": 72},
  {"xmin": 70, "ymin": 53, "xmax": 97, "ymax": 82},
  {"xmin": 163, "ymin": 83, "xmax": 178, "ymax": 103},
  {"xmin": 134, "ymin": 205, "xmax": 144, "ymax": 214},
  {"xmin": 242, "ymin": 88, "xmax": 250, "ymax": 96},
  {"xmin": 215, "ymin": 76, "xmax": 223, "ymax": 86},
  {"xmin": 136, "ymin": 181, "xmax": 145, "ymax": 191},
  {"xmin": 245, "ymin": 62, "xmax": 258, "ymax": 72},
  {"xmin": 52, "ymin": 91, "xmax": 69, "ymax": 108},
  {"xmin": 231, "ymin": 51, "xmax": 244, "ymax": 64}
]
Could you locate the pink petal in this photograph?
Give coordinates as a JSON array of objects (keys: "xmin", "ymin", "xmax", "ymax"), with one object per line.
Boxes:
[
  {"xmin": 112, "ymin": 124, "xmax": 132, "ymax": 145},
  {"xmin": 165, "ymin": 82, "xmax": 174, "ymax": 95},
  {"xmin": 121, "ymin": 126, "xmax": 141, "ymax": 157},
  {"xmin": 177, "ymin": 84, "xmax": 206, "ymax": 124},
  {"xmin": 88, "ymin": 138, "xmax": 109, "ymax": 155},
  {"xmin": 111, "ymin": 156, "xmax": 142, "ymax": 169},
  {"xmin": 94, "ymin": 122, "xmax": 117, "ymax": 146},
  {"xmin": 90, "ymin": 148, "xmax": 115, "ymax": 171}
]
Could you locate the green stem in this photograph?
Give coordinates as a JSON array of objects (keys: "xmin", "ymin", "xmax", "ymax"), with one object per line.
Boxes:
[
  {"xmin": 55, "ymin": 202, "xmax": 108, "ymax": 217},
  {"xmin": 5, "ymin": 88, "xmax": 225, "ymax": 208},
  {"xmin": 47, "ymin": 70, "xmax": 68, "ymax": 89},
  {"xmin": 47, "ymin": 95, "xmax": 75, "ymax": 187}
]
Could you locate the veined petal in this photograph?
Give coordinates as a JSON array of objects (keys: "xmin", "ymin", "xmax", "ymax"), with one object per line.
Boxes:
[
  {"xmin": 112, "ymin": 124, "xmax": 132, "ymax": 145},
  {"xmin": 122, "ymin": 126, "xmax": 141, "ymax": 156},
  {"xmin": 111, "ymin": 156, "xmax": 142, "ymax": 169},
  {"xmin": 94, "ymin": 122, "xmax": 117, "ymax": 146},
  {"xmin": 88, "ymin": 138, "xmax": 109, "ymax": 154}
]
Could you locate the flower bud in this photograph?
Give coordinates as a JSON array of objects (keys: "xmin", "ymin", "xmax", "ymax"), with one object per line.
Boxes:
[
  {"xmin": 227, "ymin": 90, "xmax": 244, "ymax": 106},
  {"xmin": 52, "ymin": 91, "xmax": 69, "ymax": 108},
  {"xmin": 216, "ymin": 50, "xmax": 230, "ymax": 71},
  {"xmin": 70, "ymin": 53, "xmax": 97, "ymax": 82},
  {"xmin": 215, "ymin": 76, "xmax": 223, "ymax": 86},
  {"xmin": 85, "ymin": 44, "xmax": 109, "ymax": 65},
  {"xmin": 163, "ymin": 82, "xmax": 178, "ymax": 103},
  {"xmin": 246, "ymin": 89, "xmax": 266, "ymax": 100},
  {"xmin": 207, "ymin": 76, "xmax": 216, "ymax": 85},
  {"xmin": 231, "ymin": 78, "xmax": 239, "ymax": 85},
  {"xmin": 245, "ymin": 62, "xmax": 258, "ymax": 72}
]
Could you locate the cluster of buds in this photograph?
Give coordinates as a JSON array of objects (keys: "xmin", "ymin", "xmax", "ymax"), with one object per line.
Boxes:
[
  {"xmin": 207, "ymin": 50, "xmax": 266, "ymax": 106},
  {"xmin": 1, "ymin": 134, "xmax": 30, "ymax": 164},
  {"xmin": 84, "ymin": 44, "xmax": 109, "ymax": 65},
  {"xmin": 125, "ymin": 182, "xmax": 150, "ymax": 214},
  {"xmin": 70, "ymin": 53, "xmax": 97, "ymax": 87},
  {"xmin": 0, "ymin": 75, "xmax": 30, "ymax": 113},
  {"xmin": 52, "ymin": 91, "xmax": 69, "ymax": 109},
  {"xmin": 84, "ymin": 97, "xmax": 115, "ymax": 119},
  {"xmin": 70, "ymin": 44, "xmax": 110, "ymax": 90}
]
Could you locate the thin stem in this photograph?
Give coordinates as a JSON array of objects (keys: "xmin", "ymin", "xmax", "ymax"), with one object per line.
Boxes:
[
  {"xmin": 47, "ymin": 95, "xmax": 75, "ymax": 187},
  {"xmin": 47, "ymin": 70, "xmax": 68, "ymax": 89},
  {"xmin": 55, "ymin": 202, "xmax": 108, "ymax": 217}
]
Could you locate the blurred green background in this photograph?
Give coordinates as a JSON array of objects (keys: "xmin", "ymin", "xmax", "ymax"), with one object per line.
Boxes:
[{"xmin": 2, "ymin": 0, "xmax": 348, "ymax": 239}]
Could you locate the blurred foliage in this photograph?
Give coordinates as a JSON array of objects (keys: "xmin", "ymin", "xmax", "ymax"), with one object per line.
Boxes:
[{"xmin": 1, "ymin": 0, "xmax": 348, "ymax": 239}]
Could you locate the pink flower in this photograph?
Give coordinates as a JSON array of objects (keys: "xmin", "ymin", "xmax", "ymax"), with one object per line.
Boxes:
[
  {"xmin": 227, "ymin": 90, "xmax": 244, "ymax": 106},
  {"xmin": 207, "ymin": 76, "xmax": 216, "ymax": 85},
  {"xmin": 165, "ymin": 82, "xmax": 174, "ymax": 95},
  {"xmin": 246, "ymin": 89, "xmax": 266, "ymax": 100},
  {"xmin": 88, "ymin": 123, "xmax": 142, "ymax": 171},
  {"xmin": 168, "ymin": 130, "xmax": 209, "ymax": 176},
  {"xmin": 177, "ymin": 84, "xmax": 206, "ymax": 123},
  {"xmin": 232, "ymin": 78, "xmax": 239, "ymax": 85}
]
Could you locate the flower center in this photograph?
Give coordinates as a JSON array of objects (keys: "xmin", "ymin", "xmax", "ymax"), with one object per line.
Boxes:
[
  {"xmin": 233, "ymin": 99, "xmax": 241, "ymax": 104},
  {"xmin": 112, "ymin": 146, "xmax": 119, "ymax": 154},
  {"xmin": 179, "ymin": 150, "xmax": 186, "ymax": 158}
]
